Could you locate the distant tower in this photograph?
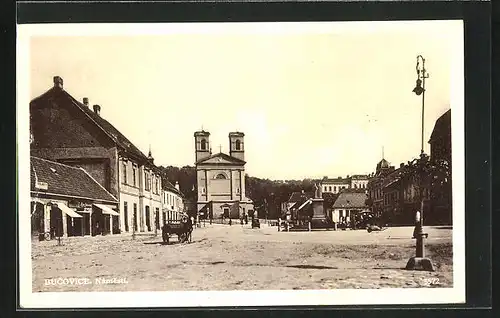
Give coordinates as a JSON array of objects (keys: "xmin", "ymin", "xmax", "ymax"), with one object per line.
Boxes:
[
  {"xmin": 147, "ymin": 144, "xmax": 154, "ymax": 164},
  {"xmin": 228, "ymin": 131, "xmax": 245, "ymax": 161},
  {"xmin": 194, "ymin": 130, "xmax": 211, "ymax": 163}
]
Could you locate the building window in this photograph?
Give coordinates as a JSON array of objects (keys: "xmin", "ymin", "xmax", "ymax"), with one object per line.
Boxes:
[
  {"xmin": 333, "ymin": 186, "xmax": 337, "ymax": 192},
  {"xmin": 122, "ymin": 161, "xmax": 127, "ymax": 184},
  {"xmin": 328, "ymin": 186, "xmax": 332, "ymax": 192},
  {"xmin": 155, "ymin": 207, "xmax": 160, "ymax": 230},
  {"xmin": 323, "ymin": 186, "xmax": 327, "ymax": 192},
  {"xmin": 201, "ymin": 139, "xmax": 207, "ymax": 150},
  {"xmin": 202, "ymin": 187, "xmax": 206, "ymax": 194},
  {"xmin": 354, "ymin": 184, "xmax": 358, "ymax": 189},
  {"xmin": 215, "ymin": 173, "xmax": 226, "ymax": 179},
  {"xmin": 124, "ymin": 202, "xmax": 129, "ymax": 232},
  {"xmin": 132, "ymin": 165, "xmax": 137, "ymax": 186},
  {"xmin": 223, "ymin": 207, "xmax": 230, "ymax": 218},
  {"xmin": 235, "ymin": 139, "xmax": 241, "ymax": 150},
  {"xmin": 145, "ymin": 206, "xmax": 151, "ymax": 231},
  {"xmin": 145, "ymin": 171, "xmax": 151, "ymax": 191}
]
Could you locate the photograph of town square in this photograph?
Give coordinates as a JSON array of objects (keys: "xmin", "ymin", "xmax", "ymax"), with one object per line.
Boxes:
[{"xmin": 24, "ymin": 21, "xmax": 460, "ymax": 296}]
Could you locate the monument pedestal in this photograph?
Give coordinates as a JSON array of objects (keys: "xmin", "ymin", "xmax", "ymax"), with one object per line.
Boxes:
[
  {"xmin": 311, "ymin": 198, "xmax": 326, "ymax": 220},
  {"xmin": 310, "ymin": 198, "xmax": 327, "ymax": 229}
]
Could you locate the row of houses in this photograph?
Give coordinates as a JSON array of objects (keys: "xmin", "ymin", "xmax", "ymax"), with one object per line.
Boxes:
[
  {"xmin": 282, "ymin": 189, "xmax": 369, "ymax": 226},
  {"xmin": 366, "ymin": 109, "xmax": 452, "ymax": 225},
  {"xmin": 320, "ymin": 174, "xmax": 370, "ymax": 194},
  {"xmin": 30, "ymin": 76, "xmax": 185, "ymax": 239},
  {"xmin": 281, "ymin": 109, "xmax": 452, "ymax": 227}
]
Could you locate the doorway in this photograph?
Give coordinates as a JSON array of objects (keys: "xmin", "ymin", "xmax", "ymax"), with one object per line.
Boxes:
[
  {"xmin": 49, "ymin": 207, "xmax": 63, "ymax": 238},
  {"xmin": 145, "ymin": 206, "xmax": 151, "ymax": 231}
]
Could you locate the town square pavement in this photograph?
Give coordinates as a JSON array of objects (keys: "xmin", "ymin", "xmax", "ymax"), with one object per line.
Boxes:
[{"xmin": 32, "ymin": 223, "xmax": 453, "ymax": 292}]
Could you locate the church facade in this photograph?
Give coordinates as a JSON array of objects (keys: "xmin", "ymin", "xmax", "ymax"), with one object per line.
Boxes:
[{"xmin": 194, "ymin": 131, "xmax": 254, "ymax": 221}]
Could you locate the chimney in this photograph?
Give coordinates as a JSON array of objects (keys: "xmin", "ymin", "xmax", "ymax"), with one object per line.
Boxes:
[
  {"xmin": 93, "ymin": 105, "xmax": 101, "ymax": 116},
  {"xmin": 82, "ymin": 97, "xmax": 89, "ymax": 107},
  {"xmin": 175, "ymin": 181, "xmax": 180, "ymax": 191},
  {"xmin": 53, "ymin": 76, "xmax": 63, "ymax": 89}
]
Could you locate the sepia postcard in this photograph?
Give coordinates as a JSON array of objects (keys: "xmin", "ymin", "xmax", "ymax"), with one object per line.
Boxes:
[{"xmin": 17, "ymin": 20, "xmax": 465, "ymax": 308}]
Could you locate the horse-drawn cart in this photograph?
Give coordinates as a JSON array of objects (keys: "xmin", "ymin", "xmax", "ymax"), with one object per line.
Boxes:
[{"xmin": 161, "ymin": 218, "xmax": 193, "ymax": 245}]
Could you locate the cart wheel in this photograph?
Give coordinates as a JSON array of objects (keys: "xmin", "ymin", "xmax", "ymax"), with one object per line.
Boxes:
[
  {"xmin": 44, "ymin": 232, "xmax": 51, "ymax": 241},
  {"xmin": 179, "ymin": 233, "xmax": 187, "ymax": 243}
]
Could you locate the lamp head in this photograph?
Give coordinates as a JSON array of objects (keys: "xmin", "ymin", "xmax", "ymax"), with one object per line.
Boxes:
[{"xmin": 412, "ymin": 79, "xmax": 425, "ymax": 96}]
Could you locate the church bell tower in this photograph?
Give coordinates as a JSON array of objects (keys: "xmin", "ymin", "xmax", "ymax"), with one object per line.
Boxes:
[
  {"xmin": 194, "ymin": 130, "xmax": 211, "ymax": 163},
  {"xmin": 228, "ymin": 131, "xmax": 245, "ymax": 161}
]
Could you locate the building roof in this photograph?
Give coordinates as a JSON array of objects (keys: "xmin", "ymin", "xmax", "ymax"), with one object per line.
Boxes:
[
  {"xmin": 162, "ymin": 180, "xmax": 184, "ymax": 197},
  {"xmin": 381, "ymin": 167, "xmax": 405, "ymax": 188},
  {"xmin": 376, "ymin": 158, "xmax": 390, "ymax": 170},
  {"xmin": 429, "ymin": 109, "xmax": 451, "ymax": 142},
  {"xmin": 30, "ymin": 85, "xmax": 151, "ymax": 165},
  {"xmin": 195, "ymin": 152, "xmax": 246, "ymax": 165},
  {"xmin": 332, "ymin": 192, "xmax": 368, "ymax": 209},
  {"xmin": 288, "ymin": 191, "xmax": 313, "ymax": 203},
  {"xmin": 350, "ymin": 174, "xmax": 369, "ymax": 180},
  {"xmin": 30, "ymin": 156, "xmax": 118, "ymax": 203},
  {"xmin": 321, "ymin": 177, "xmax": 350, "ymax": 184}
]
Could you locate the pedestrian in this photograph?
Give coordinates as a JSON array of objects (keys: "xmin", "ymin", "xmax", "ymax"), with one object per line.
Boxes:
[
  {"xmin": 412, "ymin": 210, "xmax": 421, "ymax": 238},
  {"xmin": 278, "ymin": 217, "xmax": 281, "ymax": 232}
]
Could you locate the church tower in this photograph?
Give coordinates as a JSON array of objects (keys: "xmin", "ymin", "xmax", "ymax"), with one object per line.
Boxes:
[
  {"xmin": 228, "ymin": 131, "xmax": 245, "ymax": 161},
  {"xmin": 194, "ymin": 130, "xmax": 211, "ymax": 162}
]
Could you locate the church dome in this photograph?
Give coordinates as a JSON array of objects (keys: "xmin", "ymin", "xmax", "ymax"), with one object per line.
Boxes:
[{"xmin": 376, "ymin": 158, "xmax": 390, "ymax": 170}]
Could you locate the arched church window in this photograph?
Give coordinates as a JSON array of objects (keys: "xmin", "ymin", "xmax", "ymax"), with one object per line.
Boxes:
[
  {"xmin": 235, "ymin": 139, "xmax": 241, "ymax": 150},
  {"xmin": 215, "ymin": 173, "xmax": 227, "ymax": 179},
  {"xmin": 200, "ymin": 139, "xmax": 207, "ymax": 150}
]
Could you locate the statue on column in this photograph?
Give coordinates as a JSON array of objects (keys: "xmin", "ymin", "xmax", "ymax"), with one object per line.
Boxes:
[{"xmin": 314, "ymin": 182, "xmax": 322, "ymax": 199}]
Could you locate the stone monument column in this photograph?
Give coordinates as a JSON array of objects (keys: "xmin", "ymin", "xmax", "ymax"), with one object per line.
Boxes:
[{"xmin": 311, "ymin": 182, "xmax": 326, "ymax": 223}]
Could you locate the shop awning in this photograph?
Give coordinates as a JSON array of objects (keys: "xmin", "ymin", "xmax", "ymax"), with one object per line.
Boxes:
[
  {"xmin": 57, "ymin": 202, "xmax": 83, "ymax": 218},
  {"xmin": 93, "ymin": 203, "xmax": 120, "ymax": 216},
  {"xmin": 31, "ymin": 198, "xmax": 44, "ymax": 204}
]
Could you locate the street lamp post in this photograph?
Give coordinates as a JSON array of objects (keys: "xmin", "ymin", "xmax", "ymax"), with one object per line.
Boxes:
[{"xmin": 406, "ymin": 55, "xmax": 435, "ymax": 271}]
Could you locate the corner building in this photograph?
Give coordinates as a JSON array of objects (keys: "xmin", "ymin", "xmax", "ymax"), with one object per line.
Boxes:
[{"xmin": 194, "ymin": 131, "xmax": 254, "ymax": 221}]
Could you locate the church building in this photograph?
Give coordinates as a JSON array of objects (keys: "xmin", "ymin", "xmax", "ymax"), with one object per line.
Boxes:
[{"xmin": 194, "ymin": 131, "xmax": 254, "ymax": 221}]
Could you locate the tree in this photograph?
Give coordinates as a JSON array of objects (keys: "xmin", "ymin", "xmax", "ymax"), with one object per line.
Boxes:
[{"xmin": 399, "ymin": 154, "xmax": 452, "ymax": 224}]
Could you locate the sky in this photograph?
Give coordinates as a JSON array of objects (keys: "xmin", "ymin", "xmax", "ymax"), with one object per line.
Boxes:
[{"xmin": 26, "ymin": 21, "xmax": 463, "ymax": 180}]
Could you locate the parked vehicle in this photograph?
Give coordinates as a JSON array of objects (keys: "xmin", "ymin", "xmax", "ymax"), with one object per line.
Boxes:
[{"xmin": 356, "ymin": 212, "xmax": 387, "ymax": 229}]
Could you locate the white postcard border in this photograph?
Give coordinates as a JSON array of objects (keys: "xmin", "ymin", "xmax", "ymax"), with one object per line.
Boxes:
[{"xmin": 17, "ymin": 20, "xmax": 465, "ymax": 308}]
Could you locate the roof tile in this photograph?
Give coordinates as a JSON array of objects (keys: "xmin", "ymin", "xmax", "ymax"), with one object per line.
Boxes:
[{"xmin": 31, "ymin": 156, "xmax": 118, "ymax": 202}]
